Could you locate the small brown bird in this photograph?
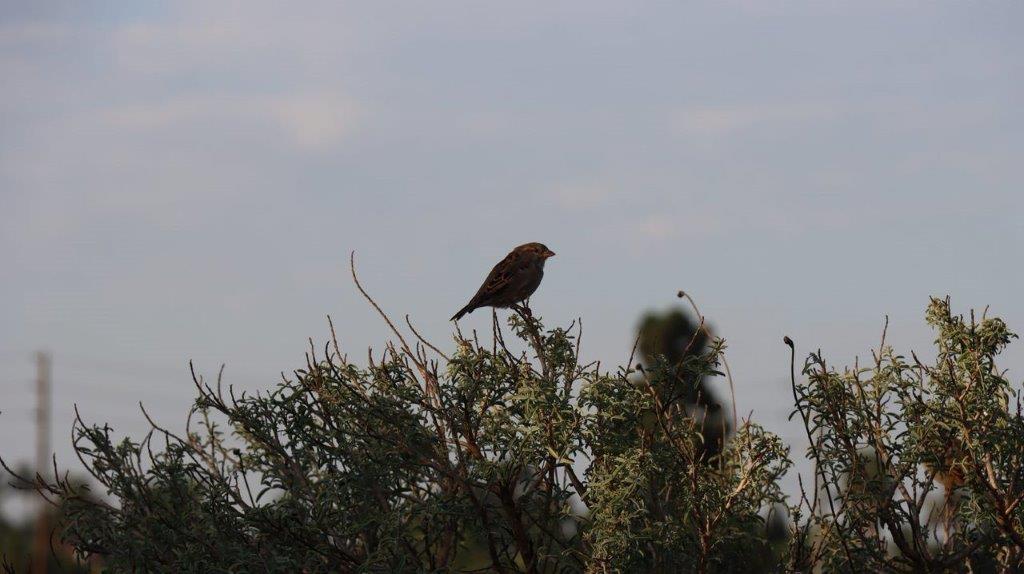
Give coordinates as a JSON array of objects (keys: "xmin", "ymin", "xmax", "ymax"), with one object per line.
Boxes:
[{"xmin": 451, "ymin": 242, "xmax": 556, "ymax": 321}]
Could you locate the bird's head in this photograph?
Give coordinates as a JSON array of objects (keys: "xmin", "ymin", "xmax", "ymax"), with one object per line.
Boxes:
[{"xmin": 520, "ymin": 242, "xmax": 555, "ymax": 260}]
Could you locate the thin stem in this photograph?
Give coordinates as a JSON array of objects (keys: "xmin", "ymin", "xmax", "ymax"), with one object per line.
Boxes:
[{"xmin": 785, "ymin": 336, "xmax": 856, "ymax": 571}]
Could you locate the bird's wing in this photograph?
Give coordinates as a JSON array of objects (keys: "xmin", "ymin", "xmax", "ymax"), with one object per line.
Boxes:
[{"xmin": 469, "ymin": 249, "xmax": 525, "ymax": 305}]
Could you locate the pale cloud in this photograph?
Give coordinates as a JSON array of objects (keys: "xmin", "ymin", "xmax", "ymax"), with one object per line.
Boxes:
[
  {"xmin": 547, "ymin": 181, "xmax": 617, "ymax": 211},
  {"xmin": 270, "ymin": 93, "xmax": 361, "ymax": 150},
  {"xmin": 100, "ymin": 91, "xmax": 362, "ymax": 151},
  {"xmin": 669, "ymin": 103, "xmax": 839, "ymax": 138},
  {"xmin": 633, "ymin": 212, "xmax": 725, "ymax": 241},
  {"xmin": 107, "ymin": 4, "xmax": 360, "ymax": 75},
  {"xmin": 636, "ymin": 214, "xmax": 680, "ymax": 239},
  {"xmin": 113, "ymin": 20, "xmax": 255, "ymax": 58},
  {"xmin": 103, "ymin": 10, "xmax": 366, "ymax": 151},
  {"xmin": 632, "ymin": 201, "xmax": 855, "ymax": 243}
]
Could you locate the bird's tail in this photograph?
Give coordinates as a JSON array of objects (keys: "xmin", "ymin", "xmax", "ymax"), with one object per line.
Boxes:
[{"xmin": 451, "ymin": 304, "xmax": 474, "ymax": 322}]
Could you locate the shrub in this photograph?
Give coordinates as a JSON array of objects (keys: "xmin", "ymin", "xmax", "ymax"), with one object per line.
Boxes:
[
  {"xmin": 5, "ymin": 261, "xmax": 1022, "ymax": 572},
  {"xmin": 788, "ymin": 297, "xmax": 1022, "ymax": 572}
]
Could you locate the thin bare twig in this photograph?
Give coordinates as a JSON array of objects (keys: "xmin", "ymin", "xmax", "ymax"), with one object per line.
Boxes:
[
  {"xmin": 678, "ymin": 290, "xmax": 738, "ymax": 432},
  {"xmin": 406, "ymin": 314, "xmax": 452, "ymax": 361}
]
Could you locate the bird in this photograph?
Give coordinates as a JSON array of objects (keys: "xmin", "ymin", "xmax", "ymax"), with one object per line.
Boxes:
[{"xmin": 451, "ymin": 242, "xmax": 555, "ymax": 321}]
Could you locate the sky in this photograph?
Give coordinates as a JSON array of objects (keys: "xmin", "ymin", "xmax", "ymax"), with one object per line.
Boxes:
[{"xmin": 1, "ymin": 1, "xmax": 1022, "ymax": 512}]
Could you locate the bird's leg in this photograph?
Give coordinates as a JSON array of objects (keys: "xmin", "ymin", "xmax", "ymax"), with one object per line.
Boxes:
[{"xmin": 512, "ymin": 304, "xmax": 535, "ymax": 325}]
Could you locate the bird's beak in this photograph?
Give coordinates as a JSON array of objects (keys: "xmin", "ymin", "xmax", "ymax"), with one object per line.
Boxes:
[{"xmin": 544, "ymin": 250, "xmax": 556, "ymax": 258}]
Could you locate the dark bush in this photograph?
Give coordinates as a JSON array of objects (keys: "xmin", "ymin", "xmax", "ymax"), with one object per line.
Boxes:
[{"xmin": 6, "ymin": 266, "xmax": 1022, "ymax": 572}]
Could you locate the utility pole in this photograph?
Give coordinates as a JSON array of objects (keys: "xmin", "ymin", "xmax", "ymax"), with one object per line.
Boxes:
[{"xmin": 32, "ymin": 351, "xmax": 51, "ymax": 574}]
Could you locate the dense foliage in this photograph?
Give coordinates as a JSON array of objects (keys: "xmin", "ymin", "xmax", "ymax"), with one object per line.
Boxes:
[
  {"xmin": 788, "ymin": 297, "xmax": 1023, "ymax": 572},
  {"xmin": 4, "ymin": 285, "xmax": 1023, "ymax": 572}
]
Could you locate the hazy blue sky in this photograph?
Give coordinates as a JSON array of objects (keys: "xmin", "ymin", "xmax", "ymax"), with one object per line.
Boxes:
[{"xmin": 2, "ymin": 2, "xmax": 1022, "ymax": 504}]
